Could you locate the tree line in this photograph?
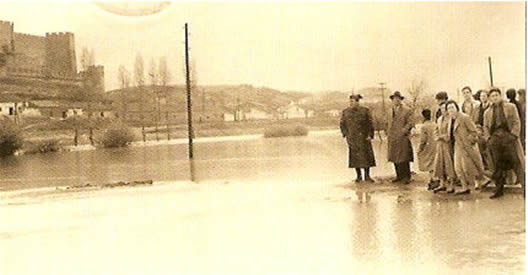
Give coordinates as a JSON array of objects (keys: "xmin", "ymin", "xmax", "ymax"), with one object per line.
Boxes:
[{"xmin": 117, "ymin": 53, "xmax": 171, "ymax": 89}]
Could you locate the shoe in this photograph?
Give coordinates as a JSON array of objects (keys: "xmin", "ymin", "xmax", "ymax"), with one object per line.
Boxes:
[
  {"xmin": 355, "ymin": 178, "xmax": 362, "ymax": 183},
  {"xmin": 427, "ymin": 180, "xmax": 438, "ymax": 190},
  {"xmin": 455, "ymin": 189, "xmax": 471, "ymax": 195},
  {"xmin": 447, "ymin": 189, "xmax": 455, "ymax": 194},
  {"xmin": 433, "ymin": 186, "xmax": 446, "ymax": 193},
  {"xmin": 489, "ymin": 191, "xmax": 504, "ymax": 199},
  {"xmin": 391, "ymin": 178, "xmax": 401, "ymax": 183},
  {"xmin": 401, "ymin": 178, "xmax": 411, "ymax": 185},
  {"xmin": 364, "ymin": 177, "xmax": 375, "ymax": 183},
  {"xmin": 479, "ymin": 180, "xmax": 491, "ymax": 189}
]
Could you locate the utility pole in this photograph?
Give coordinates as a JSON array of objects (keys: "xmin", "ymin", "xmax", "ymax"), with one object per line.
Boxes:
[
  {"xmin": 378, "ymin": 82, "xmax": 386, "ymax": 115},
  {"xmin": 155, "ymin": 93, "xmax": 160, "ymax": 141},
  {"xmin": 488, "ymin": 56, "xmax": 494, "ymax": 87},
  {"xmin": 201, "ymin": 87, "xmax": 205, "ymax": 123},
  {"xmin": 166, "ymin": 110, "xmax": 170, "ymax": 141},
  {"xmin": 185, "ymin": 23, "xmax": 194, "ymax": 159},
  {"xmin": 378, "ymin": 82, "xmax": 387, "ymax": 142}
]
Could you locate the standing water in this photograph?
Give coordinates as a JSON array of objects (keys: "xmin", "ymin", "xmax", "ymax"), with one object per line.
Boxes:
[{"xmin": 0, "ymin": 132, "xmax": 525, "ymax": 274}]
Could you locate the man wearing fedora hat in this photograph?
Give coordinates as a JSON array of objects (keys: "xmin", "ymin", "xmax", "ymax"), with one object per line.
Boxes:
[
  {"xmin": 387, "ymin": 91, "xmax": 415, "ymax": 184},
  {"xmin": 340, "ymin": 93, "xmax": 376, "ymax": 182}
]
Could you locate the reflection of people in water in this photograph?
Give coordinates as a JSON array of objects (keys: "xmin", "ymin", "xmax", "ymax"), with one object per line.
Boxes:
[
  {"xmin": 355, "ymin": 191, "xmax": 371, "ymax": 203},
  {"xmin": 340, "ymin": 93, "xmax": 376, "ymax": 183}
]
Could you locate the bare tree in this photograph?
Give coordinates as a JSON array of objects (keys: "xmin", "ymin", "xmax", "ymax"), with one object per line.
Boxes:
[
  {"xmin": 117, "ymin": 65, "xmax": 131, "ymax": 89},
  {"xmin": 148, "ymin": 57, "xmax": 158, "ymax": 86},
  {"xmin": 134, "ymin": 52, "xmax": 145, "ymax": 87},
  {"xmin": 406, "ymin": 78, "xmax": 427, "ymax": 110},
  {"xmin": 158, "ymin": 56, "xmax": 170, "ymax": 86}
]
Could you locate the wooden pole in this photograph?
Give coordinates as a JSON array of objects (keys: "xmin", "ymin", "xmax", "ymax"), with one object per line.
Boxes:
[
  {"xmin": 488, "ymin": 56, "xmax": 494, "ymax": 87},
  {"xmin": 185, "ymin": 23, "xmax": 194, "ymax": 159},
  {"xmin": 166, "ymin": 110, "xmax": 170, "ymax": 141}
]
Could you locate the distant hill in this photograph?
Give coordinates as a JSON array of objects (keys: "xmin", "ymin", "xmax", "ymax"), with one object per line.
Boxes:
[{"xmin": 106, "ymin": 84, "xmax": 312, "ymax": 115}]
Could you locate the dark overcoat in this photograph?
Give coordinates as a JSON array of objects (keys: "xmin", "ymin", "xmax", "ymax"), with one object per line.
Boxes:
[
  {"xmin": 483, "ymin": 100, "xmax": 525, "ymax": 170},
  {"xmin": 340, "ymin": 105, "xmax": 376, "ymax": 168},
  {"xmin": 387, "ymin": 105, "xmax": 414, "ymax": 163}
]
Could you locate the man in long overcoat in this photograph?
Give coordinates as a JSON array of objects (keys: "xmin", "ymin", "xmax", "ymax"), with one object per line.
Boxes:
[
  {"xmin": 340, "ymin": 94, "xmax": 376, "ymax": 182},
  {"xmin": 483, "ymin": 88, "xmax": 525, "ymax": 198},
  {"xmin": 386, "ymin": 91, "xmax": 414, "ymax": 184}
]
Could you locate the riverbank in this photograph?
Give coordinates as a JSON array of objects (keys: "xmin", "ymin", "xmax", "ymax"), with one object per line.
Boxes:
[{"xmin": 22, "ymin": 117, "xmax": 340, "ymax": 149}]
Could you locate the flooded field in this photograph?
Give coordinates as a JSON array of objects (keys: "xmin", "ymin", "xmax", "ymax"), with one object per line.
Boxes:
[{"xmin": 0, "ymin": 132, "xmax": 525, "ymax": 274}]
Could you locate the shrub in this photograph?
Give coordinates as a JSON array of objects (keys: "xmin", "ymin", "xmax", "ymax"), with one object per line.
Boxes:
[
  {"xmin": 25, "ymin": 139, "xmax": 62, "ymax": 154},
  {"xmin": 100, "ymin": 125, "xmax": 135, "ymax": 148},
  {"xmin": 0, "ymin": 120, "xmax": 24, "ymax": 156},
  {"xmin": 264, "ymin": 124, "xmax": 309, "ymax": 138}
]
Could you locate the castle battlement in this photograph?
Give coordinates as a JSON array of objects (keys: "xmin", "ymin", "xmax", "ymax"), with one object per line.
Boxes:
[
  {"xmin": 0, "ymin": 20, "xmax": 13, "ymax": 26},
  {"xmin": 45, "ymin": 32, "xmax": 74, "ymax": 37},
  {"xmin": 15, "ymin": 33, "xmax": 44, "ymax": 39},
  {"xmin": 1, "ymin": 19, "xmax": 104, "ymax": 92}
]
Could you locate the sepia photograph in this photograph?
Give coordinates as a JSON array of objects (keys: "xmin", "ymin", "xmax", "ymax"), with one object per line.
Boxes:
[{"xmin": 0, "ymin": 1, "xmax": 526, "ymax": 274}]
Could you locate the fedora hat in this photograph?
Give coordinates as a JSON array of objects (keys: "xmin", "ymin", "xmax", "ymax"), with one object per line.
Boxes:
[
  {"xmin": 349, "ymin": 93, "xmax": 363, "ymax": 100},
  {"xmin": 389, "ymin": 91, "xmax": 405, "ymax": 100}
]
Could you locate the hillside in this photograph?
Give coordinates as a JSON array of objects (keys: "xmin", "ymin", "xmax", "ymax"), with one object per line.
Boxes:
[
  {"xmin": 0, "ymin": 76, "xmax": 109, "ymax": 102},
  {"xmin": 106, "ymin": 84, "xmax": 313, "ymax": 114}
]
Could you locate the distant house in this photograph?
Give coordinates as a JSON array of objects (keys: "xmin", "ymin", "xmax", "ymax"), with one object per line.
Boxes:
[
  {"xmin": 84, "ymin": 101, "xmax": 115, "ymax": 119},
  {"xmin": 324, "ymin": 109, "xmax": 341, "ymax": 117},
  {"xmin": 241, "ymin": 105, "xmax": 275, "ymax": 120},
  {"xmin": 223, "ymin": 103, "xmax": 277, "ymax": 121},
  {"xmin": 25, "ymin": 100, "xmax": 86, "ymax": 119},
  {"xmin": 280, "ymin": 102, "xmax": 314, "ymax": 119},
  {"xmin": 223, "ymin": 111, "xmax": 236, "ymax": 122},
  {"xmin": 0, "ymin": 101, "xmax": 23, "ymax": 117}
]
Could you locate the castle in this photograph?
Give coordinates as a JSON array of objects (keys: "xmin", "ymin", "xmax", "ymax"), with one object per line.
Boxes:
[{"xmin": 0, "ymin": 20, "xmax": 104, "ymax": 93}]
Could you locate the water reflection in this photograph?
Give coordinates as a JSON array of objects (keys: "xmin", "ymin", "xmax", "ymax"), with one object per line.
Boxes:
[
  {"xmin": 344, "ymin": 190, "xmax": 525, "ymax": 272},
  {"xmin": 350, "ymin": 192, "xmax": 379, "ymax": 261},
  {"xmin": 189, "ymin": 159, "xmax": 197, "ymax": 183},
  {"xmin": 355, "ymin": 190, "xmax": 371, "ymax": 203}
]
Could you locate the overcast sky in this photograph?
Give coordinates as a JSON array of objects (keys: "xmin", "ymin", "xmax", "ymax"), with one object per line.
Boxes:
[{"xmin": 0, "ymin": 1, "xmax": 525, "ymax": 97}]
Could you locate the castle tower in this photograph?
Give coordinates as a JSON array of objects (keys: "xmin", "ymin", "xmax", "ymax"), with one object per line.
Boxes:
[
  {"xmin": 0, "ymin": 20, "xmax": 14, "ymax": 52},
  {"xmin": 44, "ymin": 32, "xmax": 77, "ymax": 78}
]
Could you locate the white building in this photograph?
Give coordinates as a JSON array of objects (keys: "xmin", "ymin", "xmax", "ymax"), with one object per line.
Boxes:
[
  {"xmin": 280, "ymin": 102, "xmax": 314, "ymax": 119},
  {"xmin": 324, "ymin": 109, "xmax": 341, "ymax": 117}
]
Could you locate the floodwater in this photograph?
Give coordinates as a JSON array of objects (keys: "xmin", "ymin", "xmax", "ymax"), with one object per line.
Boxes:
[
  {"xmin": 0, "ymin": 131, "xmax": 393, "ymax": 191},
  {"xmin": 0, "ymin": 131, "xmax": 525, "ymax": 274}
]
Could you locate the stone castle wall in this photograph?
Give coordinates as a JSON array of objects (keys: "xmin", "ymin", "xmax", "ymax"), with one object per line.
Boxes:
[
  {"xmin": 44, "ymin": 32, "xmax": 77, "ymax": 77},
  {"xmin": 0, "ymin": 20, "xmax": 13, "ymax": 51},
  {"xmin": 0, "ymin": 21, "xmax": 104, "ymax": 92}
]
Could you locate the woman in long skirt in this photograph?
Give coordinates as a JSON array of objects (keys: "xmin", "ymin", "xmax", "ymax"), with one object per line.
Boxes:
[
  {"xmin": 446, "ymin": 100, "xmax": 486, "ymax": 195},
  {"xmin": 432, "ymin": 102, "xmax": 457, "ymax": 193}
]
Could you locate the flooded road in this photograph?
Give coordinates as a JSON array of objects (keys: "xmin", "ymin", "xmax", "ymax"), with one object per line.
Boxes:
[
  {"xmin": 0, "ymin": 132, "xmax": 525, "ymax": 274},
  {"xmin": 1, "ymin": 180, "xmax": 524, "ymax": 274}
]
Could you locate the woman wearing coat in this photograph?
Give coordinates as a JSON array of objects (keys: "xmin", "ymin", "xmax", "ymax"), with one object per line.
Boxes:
[
  {"xmin": 432, "ymin": 102, "xmax": 457, "ymax": 193},
  {"xmin": 417, "ymin": 109, "xmax": 436, "ymax": 186},
  {"xmin": 340, "ymin": 94, "xmax": 376, "ymax": 182},
  {"xmin": 446, "ymin": 100, "xmax": 486, "ymax": 195}
]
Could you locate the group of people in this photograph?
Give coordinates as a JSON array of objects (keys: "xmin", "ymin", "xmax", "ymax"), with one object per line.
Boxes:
[{"xmin": 340, "ymin": 87, "xmax": 525, "ymax": 199}]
